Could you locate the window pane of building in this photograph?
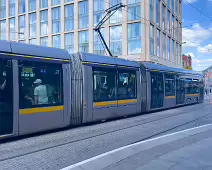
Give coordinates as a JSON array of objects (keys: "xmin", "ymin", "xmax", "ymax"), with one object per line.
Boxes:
[
  {"xmin": 29, "ymin": 13, "xmax": 36, "ymax": 37},
  {"xmin": 52, "ymin": 35, "xmax": 61, "ymax": 48},
  {"xmin": 176, "ymin": 0, "xmax": 179, "ymax": 17},
  {"xmin": 128, "ymin": 0, "xmax": 141, "ymax": 21},
  {"xmin": 162, "ymin": 5, "xmax": 166, "ymax": 31},
  {"xmin": 168, "ymin": 37, "xmax": 170, "ymax": 60},
  {"xmin": 40, "ymin": 10, "xmax": 48, "ymax": 35},
  {"xmin": 0, "ymin": 20, "xmax": 6, "ymax": 40},
  {"xmin": 156, "ymin": 0, "xmax": 160, "ymax": 26},
  {"xmin": 0, "ymin": 0, "xmax": 6, "ymax": 19},
  {"xmin": 150, "ymin": 24, "xmax": 154, "ymax": 56},
  {"xmin": 172, "ymin": 0, "xmax": 174, "ymax": 13},
  {"xmin": 19, "ymin": 0, "xmax": 26, "ymax": 14},
  {"xmin": 128, "ymin": 22, "xmax": 141, "ymax": 54},
  {"xmin": 65, "ymin": 4, "xmax": 74, "ymax": 31},
  {"xmin": 40, "ymin": 0, "xmax": 48, "ymax": 8},
  {"xmin": 94, "ymin": 0, "xmax": 105, "ymax": 26},
  {"xmin": 79, "ymin": 0, "xmax": 89, "ymax": 29},
  {"xmin": 167, "ymin": 0, "xmax": 170, "ymax": 8},
  {"xmin": 163, "ymin": 33, "xmax": 166, "ymax": 59},
  {"xmin": 167, "ymin": 10, "xmax": 170, "ymax": 34},
  {"xmin": 110, "ymin": 26, "xmax": 122, "ymax": 56},
  {"xmin": 52, "ymin": 0, "xmax": 60, "ymax": 6},
  {"xmin": 65, "ymin": 33, "xmax": 74, "ymax": 54},
  {"xmin": 110, "ymin": 0, "xmax": 122, "ymax": 24},
  {"xmin": 65, "ymin": 0, "xmax": 74, "ymax": 2},
  {"xmin": 157, "ymin": 29, "xmax": 160, "ymax": 57},
  {"xmin": 150, "ymin": 0, "xmax": 154, "ymax": 22},
  {"xmin": 29, "ymin": 0, "xmax": 36, "ymax": 11},
  {"xmin": 94, "ymin": 29, "xmax": 105, "ymax": 55},
  {"xmin": 29, "ymin": 38, "xmax": 37, "ymax": 45},
  {"xmin": 172, "ymin": 39, "xmax": 174, "ymax": 62},
  {"xmin": 9, "ymin": 0, "xmax": 16, "ymax": 17},
  {"xmin": 40, "ymin": 37, "xmax": 48, "ymax": 46},
  {"xmin": 9, "ymin": 18, "xmax": 16, "ymax": 40},
  {"xmin": 176, "ymin": 43, "xmax": 178, "ymax": 64},
  {"xmin": 172, "ymin": 15, "xmax": 174, "ymax": 38},
  {"xmin": 176, "ymin": 19, "xmax": 178, "ymax": 41},
  {"xmin": 79, "ymin": 30, "xmax": 89, "ymax": 53},
  {"xmin": 52, "ymin": 7, "xmax": 60, "ymax": 33},
  {"xmin": 19, "ymin": 15, "xmax": 25, "ymax": 39}
]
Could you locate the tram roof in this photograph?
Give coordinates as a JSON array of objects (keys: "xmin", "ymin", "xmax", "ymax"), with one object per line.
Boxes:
[
  {"xmin": 0, "ymin": 40, "xmax": 70, "ymax": 60},
  {"xmin": 78, "ymin": 52, "xmax": 140, "ymax": 68},
  {"xmin": 142, "ymin": 61, "xmax": 203, "ymax": 76}
]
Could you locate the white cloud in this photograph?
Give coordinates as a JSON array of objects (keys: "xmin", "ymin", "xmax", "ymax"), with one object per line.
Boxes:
[
  {"xmin": 197, "ymin": 44, "xmax": 212, "ymax": 53},
  {"xmin": 184, "ymin": 0, "xmax": 198, "ymax": 3},
  {"xmin": 110, "ymin": 10, "xmax": 122, "ymax": 24},
  {"xmin": 182, "ymin": 23, "xmax": 212, "ymax": 48},
  {"xmin": 110, "ymin": 25, "xmax": 122, "ymax": 39},
  {"xmin": 131, "ymin": 48, "xmax": 141, "ymax": 54},
  {"xmin": 193, "ymin": 58, "xmax": 212, "ymax": 71}
]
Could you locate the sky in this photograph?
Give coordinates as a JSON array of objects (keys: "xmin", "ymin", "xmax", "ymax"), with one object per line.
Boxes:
[{"xmin": 182, "ymin": 0, "xmax": 212, "ymax": 71}]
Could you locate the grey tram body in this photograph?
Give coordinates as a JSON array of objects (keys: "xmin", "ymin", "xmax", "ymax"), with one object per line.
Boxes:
[{"xmin": 0, "ymin": 41, "xmax": 204, "ymax": 140}]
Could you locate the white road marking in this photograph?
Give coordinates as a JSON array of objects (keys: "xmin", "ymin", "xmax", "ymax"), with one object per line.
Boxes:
[{"xmin": 60, "ymin": 123, "xmax": 212, "ymax": 170}]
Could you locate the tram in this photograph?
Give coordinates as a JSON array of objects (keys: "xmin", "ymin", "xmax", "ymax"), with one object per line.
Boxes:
[{"xmin": 0, "ymin": 40, "xmax": 204, "ymax": 139}]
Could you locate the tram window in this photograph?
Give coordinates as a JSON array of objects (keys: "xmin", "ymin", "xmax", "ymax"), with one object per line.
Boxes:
[
  {"xmin": 193, "ymin": 79, "xmax": 199, "ymax": 94},
  {"xmin": 93, "ymin": 67, "xmax": 116, "ymax": 102},
  {"xmin": 165, "ymin": 74, "xmax": 175, "ymax": 96},
  {"xmin": 0, "ymin": 59, "xmax": 13, "ymax": 103},
  {"xmin": 117, "ymin": 70, "xmax": 136, "ymax": 99},
  {"xmin": 18, "ymin": 60, "xmax": 63, "ymax": 109},
  {"xmin": 186, "ymin": 78, "xmax": 193, "ymax": 94}
]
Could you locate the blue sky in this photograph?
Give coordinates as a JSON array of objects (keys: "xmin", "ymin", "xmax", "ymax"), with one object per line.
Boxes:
[{"xmin": 182, "ymin": 0, "xmax": 212, "ymax": 71}]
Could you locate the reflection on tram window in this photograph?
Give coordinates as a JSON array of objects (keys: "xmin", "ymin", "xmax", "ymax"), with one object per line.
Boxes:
[
  {"xmin": 0, "ymin": 58, "xmax": 13, "ymax": 103},
  {"xmin": 18, "ymin": 60, "xmax": 63, "ymax": 109},
  {"xmin": 186, "ymin": 78, "xmax": 193, "ymax": 94},
  {"xmin": 150, "ymin": 72, "xmax": 164, "ymax": 109},
  {"xmin": 165, "ymin": 74, "xmax": 175, "ymax": 96},
  {"xmin": 193, "ymin": 79, "xmax": 199, "ymax": 94},
  {"xmin": 118, "ymin": 70, "xmax": 136, "ymax": 99},
  {"xmin": 93, "ymin": 67, "xmax": 116, "ymax": 102}
]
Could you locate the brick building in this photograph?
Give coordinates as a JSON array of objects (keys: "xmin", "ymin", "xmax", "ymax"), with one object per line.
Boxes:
[{"xmin": 182, "ymin": 54, "xmax": 192, "ymax": 69}]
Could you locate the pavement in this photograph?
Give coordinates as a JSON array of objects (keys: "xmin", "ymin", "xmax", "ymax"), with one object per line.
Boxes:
[
  {"xmin": 0, "ymin": 96, "xmax": 211, "ymax": 170},
  {"xmin": 62, "ymin": 124, "xmax": 212, "ymax": 170}
]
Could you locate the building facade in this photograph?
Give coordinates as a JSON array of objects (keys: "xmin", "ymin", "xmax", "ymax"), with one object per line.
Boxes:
[
  {"xmin": 182, "ymin": 54, "xmax": 192, "ymax": 69},
  {"xmin": 203, "ymin": 66, "xmax": 212, "ymax": 94},
  {"xmin": 0, "ymin": 0, "xmax": 182, "ymax": 67}
]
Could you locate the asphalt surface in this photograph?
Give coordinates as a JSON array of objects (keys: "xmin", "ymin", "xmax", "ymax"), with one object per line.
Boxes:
[{"xmin": 0, "ymin": 96, "xmax": 212, "ymax": 170}]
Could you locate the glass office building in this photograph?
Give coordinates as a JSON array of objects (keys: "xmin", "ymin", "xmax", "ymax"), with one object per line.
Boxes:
[{"xmin": 0, "ymin": 0, "xmax": 182, "ymax": 67}]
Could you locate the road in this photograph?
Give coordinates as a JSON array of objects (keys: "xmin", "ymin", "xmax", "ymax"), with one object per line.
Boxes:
[{"xmin": 0, "ymin": 96, "xmax": 212, "ymax": 170}]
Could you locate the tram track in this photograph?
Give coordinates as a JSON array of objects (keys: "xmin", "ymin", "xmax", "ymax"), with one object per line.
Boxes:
[{"xmin": 0, "ymin": 102, "xmax": 211, "ymax": 163}]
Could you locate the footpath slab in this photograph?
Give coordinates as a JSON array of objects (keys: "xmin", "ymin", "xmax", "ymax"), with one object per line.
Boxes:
[{"xmin": 61, "ymin": 124, "xmax": 212, "ymax": 170}]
